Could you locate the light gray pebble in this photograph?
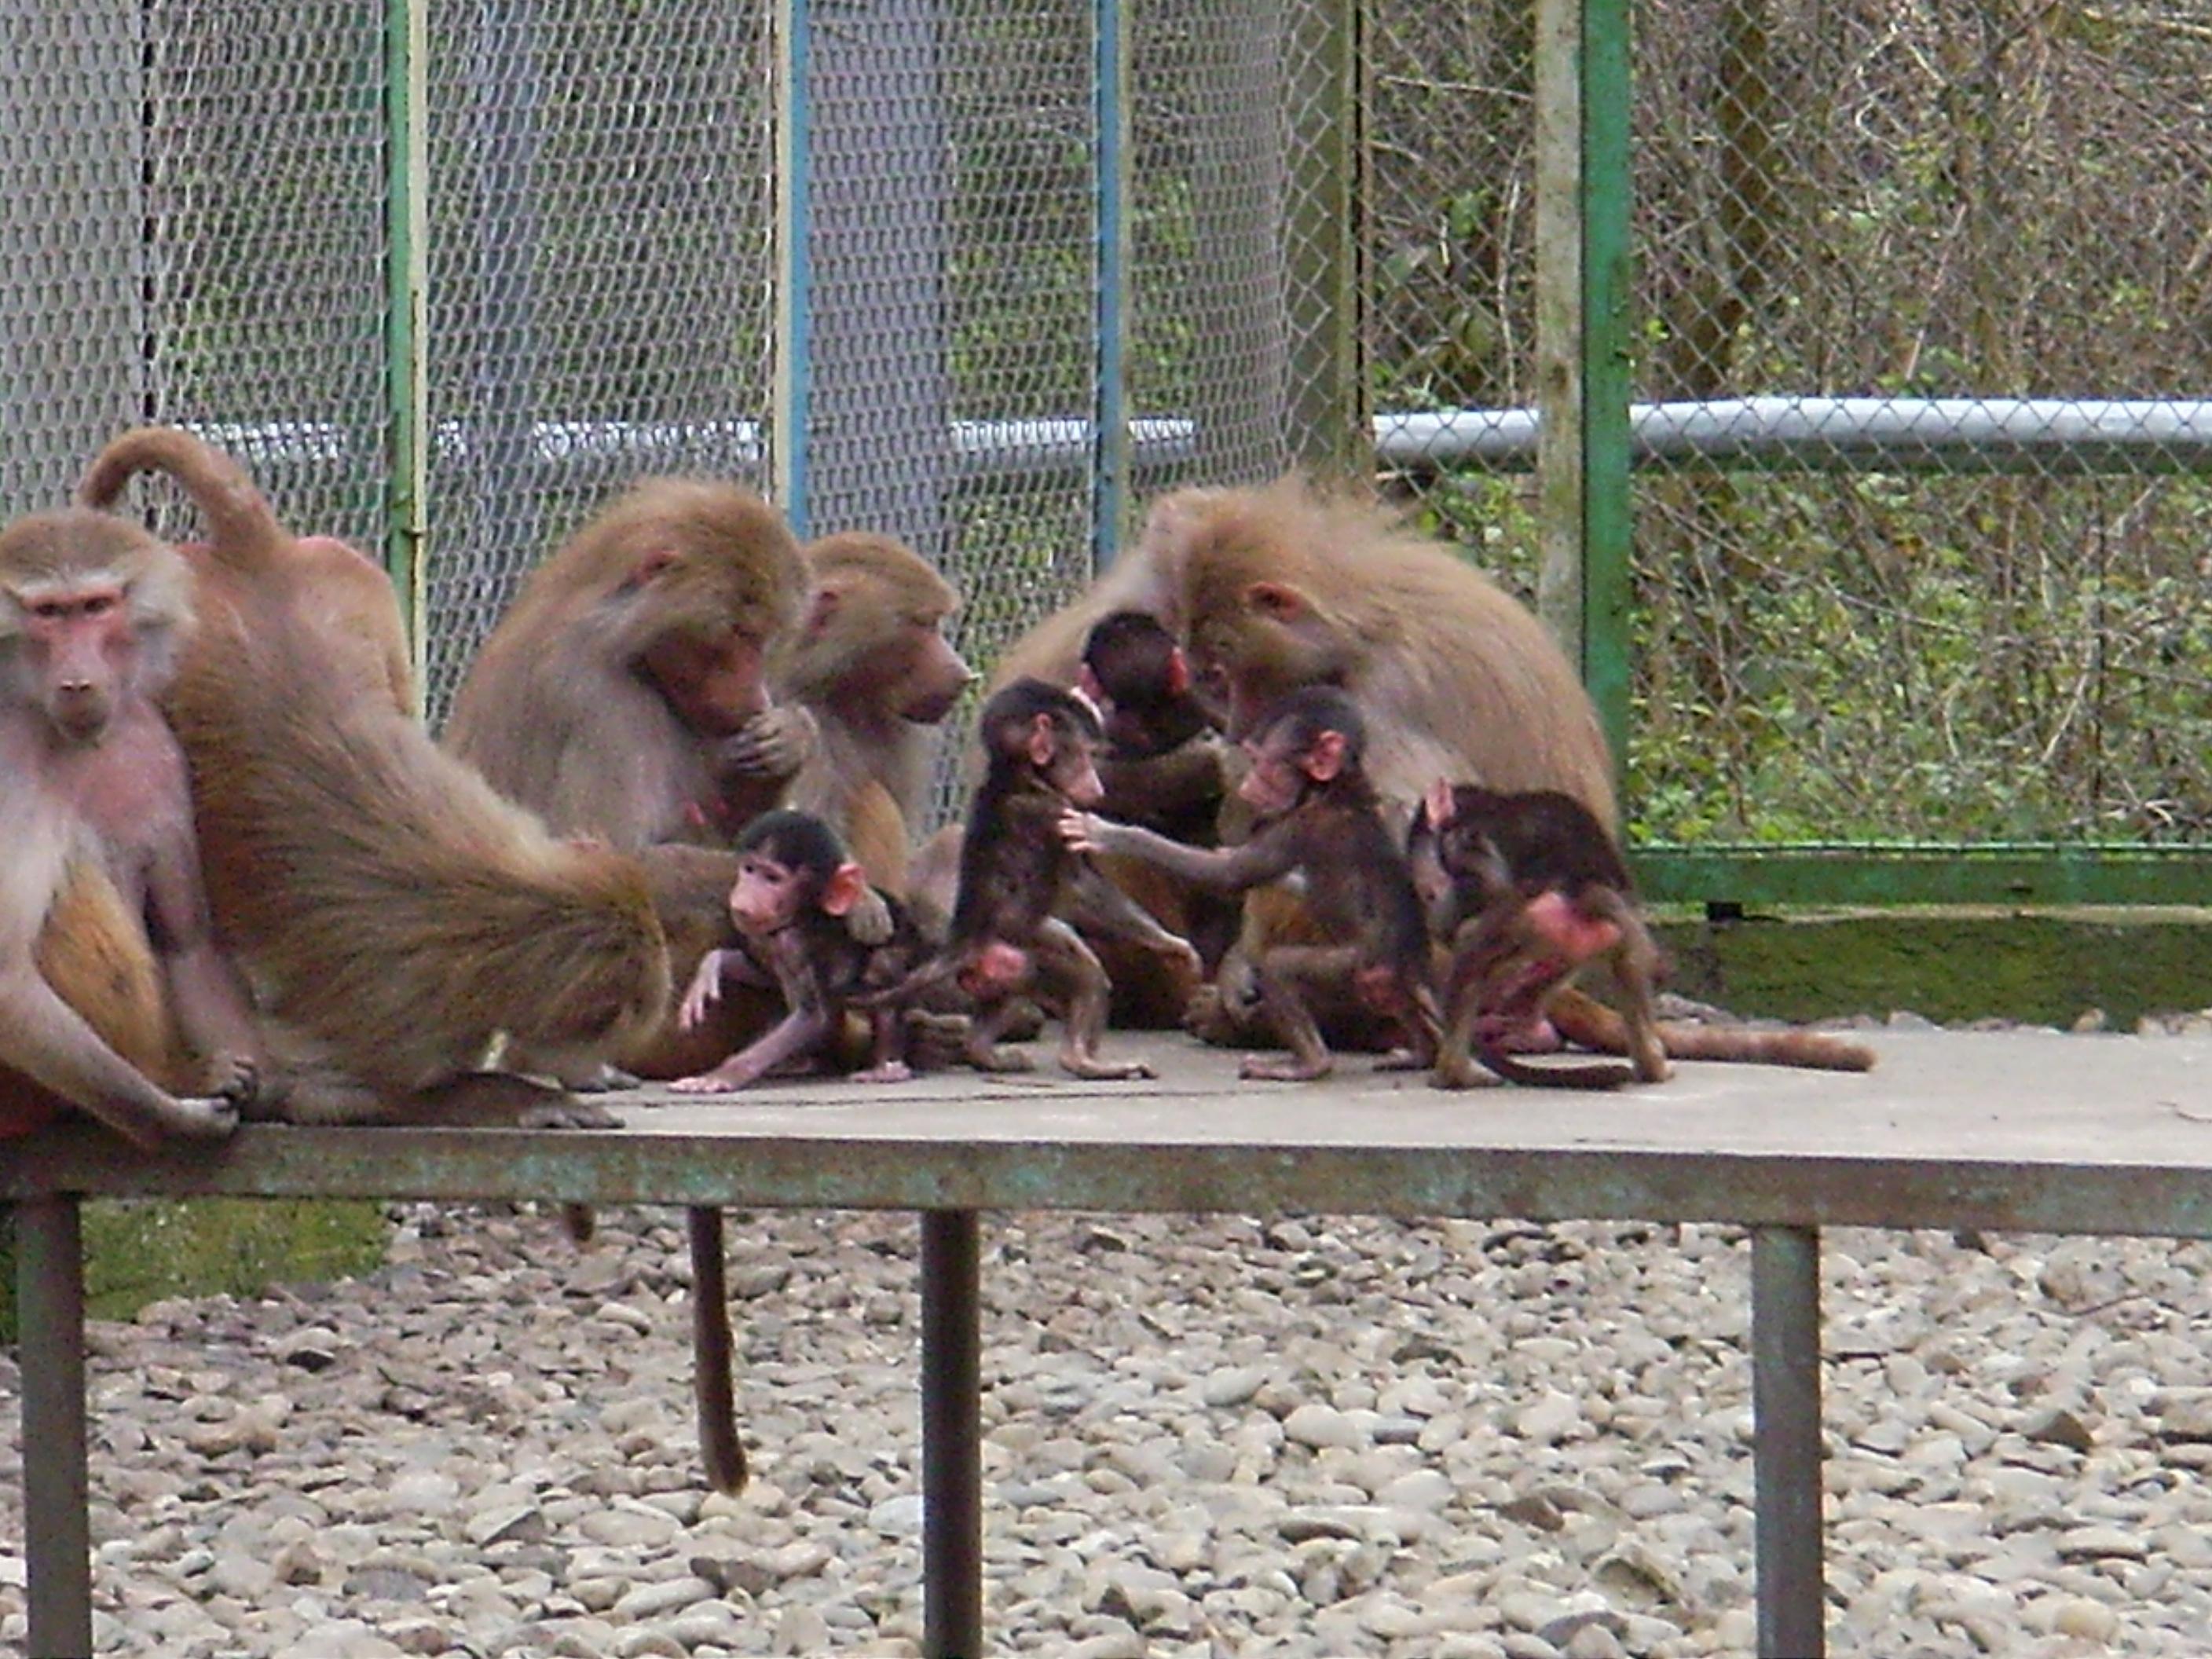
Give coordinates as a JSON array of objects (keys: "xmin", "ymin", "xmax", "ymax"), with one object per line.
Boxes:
[
  {"xmin": 868, "ymin": 1493, "xmax": 927, "ymax": 1536},
  {"xmin": 1284, "ymin": 1404, "xmax": 1368, "ymax": 1451},
  {"xmin": 2058, "ymin": 1525, "xmax": 2151, "ymax": 1562},
  {"xmin": 567, "ymin": 1576, "xmax": 628, "ymax": 1613},
  {"xmin": 16, "ymin": 1201, "xmax": 2212, "ymax": 1657},
  {"xmin": 610, "ymin": 1573, "xmax": 717, "ymax": 1621}
]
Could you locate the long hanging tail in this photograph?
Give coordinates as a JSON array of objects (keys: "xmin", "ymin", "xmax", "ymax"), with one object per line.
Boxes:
[{"xmin": 688, "ymin": 1206, "xmax": 748, "ymax": 1495}]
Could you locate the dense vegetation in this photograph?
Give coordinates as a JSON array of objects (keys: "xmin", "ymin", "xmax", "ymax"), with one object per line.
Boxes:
[{"xmin": 1368, "ymin": 0, "xmax": 2212, "ymax": 843}]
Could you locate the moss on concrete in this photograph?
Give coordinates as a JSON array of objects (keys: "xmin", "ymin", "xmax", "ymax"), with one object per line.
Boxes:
[
  {"xmin": 1652, "ymin": 906, "xmax": 2212, "ymax": 1028},
  {"xmin": 0, "ymin": 1199, "xmax": 386, "ymax": 1341}
]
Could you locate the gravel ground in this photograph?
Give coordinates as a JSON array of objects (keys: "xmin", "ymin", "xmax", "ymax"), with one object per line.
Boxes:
[{"xmin": 7, "ymin": 1027, "xmax": 2212, "ymax": 1657}]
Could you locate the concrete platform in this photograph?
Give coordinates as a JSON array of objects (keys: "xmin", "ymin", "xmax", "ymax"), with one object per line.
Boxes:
[
  {"xmin": 9, "ymin": 1027, "xmax": 2212, "ymax": 1236},
  {"xmin": 12, "ymin": 1027, "xmax": 2212, "ymax": 1659}
]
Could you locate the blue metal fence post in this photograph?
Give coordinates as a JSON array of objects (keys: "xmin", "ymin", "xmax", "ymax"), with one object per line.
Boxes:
[
  {"xmin": 1090, "ymin": 0, "xmax": 1130, "ymax": 571},
  {"xmin": 772, "ymin": 0, "xmax": 813, "ymax": 537}
]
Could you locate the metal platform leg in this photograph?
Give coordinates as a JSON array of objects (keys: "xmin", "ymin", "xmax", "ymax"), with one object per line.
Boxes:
[
  {"xmin": 16, "ymin": 1195, "xmax": 92, "ymax": 1659},
  {"xmin": 1752, "ymin": 1224, "xmax": 1825, "ymax": 1659},
  {"xmin": 920, "ymin": 1208, "xmax": 982, "ymax": 1658}
]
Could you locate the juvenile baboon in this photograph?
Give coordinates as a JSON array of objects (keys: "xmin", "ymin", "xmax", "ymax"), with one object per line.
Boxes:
[
  {"xmin": 879, "ymin": 679, "xmax": 1198, "ymax": 1078},
  {"xmin": 1064, "ymin": 687, "xmax": 1437, "ymax": 1082},
  {"xmin": 671, "ymin": 810, "xmax": 928, "ymax": 1092},
  {"xmin": 1408, "ymin": 781, "xmax": 1877, "ymax": 1087},
  {"xmin": 1070, "ymin": 608, "xmax": 1236, "ymax": 1024},
  {"xmin": 1408, "ymin": 782, "xmax": 1668, "ymax": 1090}
]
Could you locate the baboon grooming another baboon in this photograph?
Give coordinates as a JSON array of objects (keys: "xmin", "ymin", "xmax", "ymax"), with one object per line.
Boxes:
[
  {"xmin": 444, "ymin": 478, "xmax": 815, "ymax": 850},
  {"xmin": 79, "ymin": 426, "xmax": 668, "ymax": 1126},
  {"xmin": 444, "ymin": 478, "xmax": 826, "ymax": 1084},
  {"xmin": 991, "ymin": 475, "xmax": 1615, "ymax": 1051},
  {"xmin": 1064, "ymin": 686, "xmax": 1438, "ymax": 1082}
]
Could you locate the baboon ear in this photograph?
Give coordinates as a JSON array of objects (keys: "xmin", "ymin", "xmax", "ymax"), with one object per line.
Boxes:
[
  {"xmin": 1424, "ymin": 777, "xmax": 1456, "ymax": 828},
  {"xmin": 819, "ymin": 861, "xmax": 870, "ymax": 918},
  {"xmin": 1306, "ymin": 729, "xmax": 1347, "ymax": 782},
  {"xmin": 804, "ymin": 581, "xmax": 844, "ymax": 639},
  {"xmin": 1164, "ymin": 646, "xmax": 1191, "ymax": 697},
  {"xmin": 622, "ymin": 546, "xmax": 682, "ymax": 591},
  {"xmin": 1026, "ymin": 711, "xmax": 1059, "ymax": 767},
  {"xmin": 1243, "ymin": 580, "xmax": 1309, "ymax": 621},
  {"xmin": 1075, "ymin": 663, "xmax": 1105, "ymax": 705}
]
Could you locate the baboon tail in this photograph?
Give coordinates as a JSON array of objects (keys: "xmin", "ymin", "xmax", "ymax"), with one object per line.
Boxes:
[
  {"xmin": 78, "ymin": 426, "xmax": 287, "ymax": 565},
  {"xmin": 1656, "ymin": 1024, "xmax": 1877, "ymax": 1072}
]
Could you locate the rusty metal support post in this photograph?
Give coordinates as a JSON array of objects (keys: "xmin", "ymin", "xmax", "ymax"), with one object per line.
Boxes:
[
  {"xmin": 1752, "ymin": 1224, "xmax": 1825, "ymax": 1658},
  {"xmin": 16, "ymin": 1195, "xmax": 92, "ymax": 1659},
  {"xmin": 920, "ymin": 1208, "xmax": 982, "ymax": 1657}
]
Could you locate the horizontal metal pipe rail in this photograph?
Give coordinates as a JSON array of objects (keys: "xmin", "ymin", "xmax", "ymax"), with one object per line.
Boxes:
[
  {"xmin": 185, "ymin": 395, "xmax": 2212, "ymax": 493},
  {"xmin": 1379, "ymin": 395, "xmax": 2212, "ymax": 474}
]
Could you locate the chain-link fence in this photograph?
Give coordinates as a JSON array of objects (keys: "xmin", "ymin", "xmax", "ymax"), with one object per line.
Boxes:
[
  {"xmin": 1369, "ymin": 0, "xmax": 2212, "ymax": 851},
  {"xmin": 6, "ymin": 0, "xmax": 2209, "ymax": 869},
  {"xmin": 423, "ymin": 0, "xmax": 777, "ymax": 708},
  {"xmin": 2, "ymin": 0, "xmax": 390, "ymax": 540}
]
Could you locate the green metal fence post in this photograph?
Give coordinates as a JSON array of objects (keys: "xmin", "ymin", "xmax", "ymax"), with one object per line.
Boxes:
[
  {"xmin": 1536, "ymin": 0, "xmax": 1634, "ymax": 778},
  {"xmin": 1284, "ymin": 0, "xmax": 1365, "ymax": 481},
  {"xmin": 384, "ymin": 0, "xmax": 430, "ymax": 698},
  {"xmin": 1579, "ymin": 0, "xmax": 1634, "ymax": 775}
]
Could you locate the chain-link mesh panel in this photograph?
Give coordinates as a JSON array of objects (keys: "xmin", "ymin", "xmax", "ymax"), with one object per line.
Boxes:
[
  {"xmin": 1, "ymin": 1, "xmax": 389, "ymax": 540},
  {"xmin": 808, "ymin": 0, "xmax": 1098, "ymax": 676},
  {"xmin": 1363, "ymin": 0, "xmax": 1547, "ymax": 595},
  {"xmin": 1130, "ymin": 0, "xmax": 1298, "ymax": 489},
  {"xmin": 1368, "ymin": 0, "xmax": 2212, "ymax": 848},
  {"xmin": 1, "ymin": 4, "xmax": 145, "ymax": 513},
  {"xmin": 808, "ymin": 0, "xmax": 1351, "ymax": 830},
  {"xmin": 421, "ymin": 0, "xmax": 775, "ymax": 722},
  {"xmin": 1624, "ymin": 1, "xmax": 2212, "ymax": 845}
]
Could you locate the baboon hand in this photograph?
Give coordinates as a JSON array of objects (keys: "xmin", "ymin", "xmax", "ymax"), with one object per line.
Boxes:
[
  {"xmin": 844, "ymin": 884, "xmax": 894, "ymax": 947},
  {"xmin": 679, "ymin": 950, "xmax": 727, "ymax": 1031},
  {"xmin": 1058, "ymin": 808, "xmax": 1107, "ymax": 853},
  {"xmin": 718, "ymin": 704, "xmax": 818, "ymax": 780},
  {"xmin": 205, "ymin": 1051, "xmax": 266, "ymax": 1110},
  {"xmin": 160, "ymin": 1091, "xmax": 242, "ymax": 1142}
]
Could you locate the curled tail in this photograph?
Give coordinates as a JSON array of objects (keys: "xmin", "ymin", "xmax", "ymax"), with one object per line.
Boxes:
[
  {"xmin": 77, "ymin": 426, "xmax": 287, "ymax": 566},
  {"xmin": 1474, "ymin": 1043, "xmax": 1639, "ymax": 1090}
]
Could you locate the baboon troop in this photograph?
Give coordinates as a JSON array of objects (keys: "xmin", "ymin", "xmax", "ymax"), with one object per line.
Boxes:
[{"xmin": 7, "ymin": 438, "xmax": 1875, "ymax": 1503}]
